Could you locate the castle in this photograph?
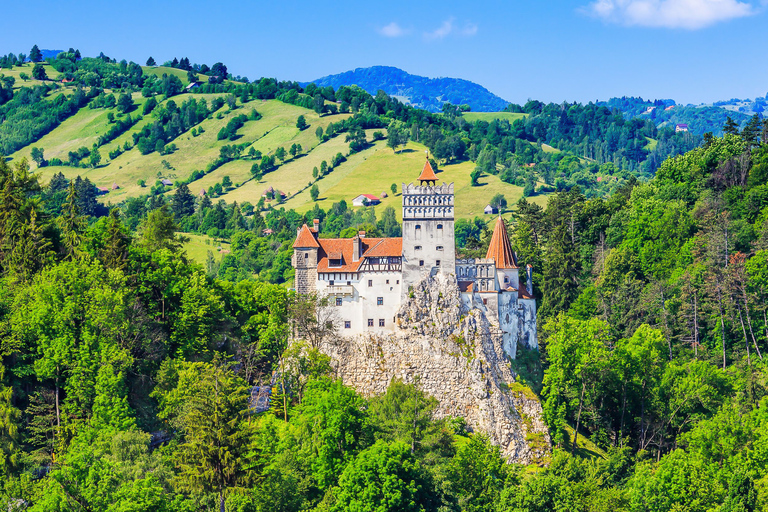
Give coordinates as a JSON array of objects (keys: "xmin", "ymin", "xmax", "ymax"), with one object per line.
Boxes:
[{"xmin": 292, "ymin": 159, "xmax": 538, "ymax": 358}]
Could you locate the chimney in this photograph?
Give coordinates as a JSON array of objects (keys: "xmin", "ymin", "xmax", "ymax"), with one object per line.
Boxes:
[
  {"xmin": 313, "ymin": 218, "xmax": 320, "ymax": 233},
  {"xmin": 526, "ymin": 264, "xmax": 533, "ymax": 296},
  {"xmin": 352, "ymin": 235, "xmax": 361, "ymax": 262}
]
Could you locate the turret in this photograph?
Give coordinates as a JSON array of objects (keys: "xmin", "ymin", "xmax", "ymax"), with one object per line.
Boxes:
[{"xmin": 292, "ymin": 223, "xmax": 320, "ymax": 294}]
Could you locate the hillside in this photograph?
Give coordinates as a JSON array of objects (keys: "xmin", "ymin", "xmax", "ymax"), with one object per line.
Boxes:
[{"xmin": 308, "ymin": 65, "xmax": 510, "ymax": 112}]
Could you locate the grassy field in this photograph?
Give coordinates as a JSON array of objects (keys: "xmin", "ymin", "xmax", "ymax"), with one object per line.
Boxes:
[
  {"xmin": 645, "ymin": 137, "xmax": 659, "ymax": 151},
  {"xmin": 0, "ymin": 62, "xmax": 57, "ymax": 89},
  {"xmin": 182, "ymin": 233, "xmax": 230, "ymax": 266},
  {"xmin": 281, "ymin": 140, "xmax": 548, "ymax": 221},
  {"xmin": 462, "ymin": 112, "xmax": 528, "ymax": 123}
]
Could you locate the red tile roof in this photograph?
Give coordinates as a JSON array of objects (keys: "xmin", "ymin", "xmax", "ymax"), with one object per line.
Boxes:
[
  {"xmin": 485, "ymin": 217, "xmax": 517, "ymax": 269},
  {"xmin": 418, "ymin": 159, "xmax": 438, "ymax": 182},
  {"xmin": 361, "ymin": 194, "xmax": 379, "ymax": 201},
  {"xmin": 316, "ymin": 237, "xmax": 402, "ymax": 273},
  {"xmin": 293, "ymin": 224, "xmax": 320, "ymax": 248}
]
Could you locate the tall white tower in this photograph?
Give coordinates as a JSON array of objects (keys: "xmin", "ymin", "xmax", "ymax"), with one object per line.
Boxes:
[{"xmin": 401, "ymin": 159, "xmax": 455, "ymax": 297}]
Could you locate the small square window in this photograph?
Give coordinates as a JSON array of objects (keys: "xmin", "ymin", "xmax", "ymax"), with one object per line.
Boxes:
[
  {"xmin": 329, "ymin": 280, "xmax": 334, "ymax": 286},
  {"xmin": 483, "ymin": 299, "xmax": 488, "ymax": 305},
  {"xmin": 368, "ymin": 279, "xmax": 373, "ymax": 287},
  {"xmin": 419, "ymin": 260, "xmax": 424, "ymax": 267},
  {"xmin": 436, "ymin": 246, "xmax": 443, "ymax": 251},
  {"xmin": 336, "ymin": 298, "xmax": 343, "ymax": 306},
  {"xmin": 368, "ymin": 319, "xmax": 374, "ymax": 327},
  {"xmin": 415, "ymin": 245, "xmax": 422, "ymax": 250},
  {"xmin": 344, "ymin": 321, "xmax": 351, "ymax": 329},
  {"xmin": 347, "ymin": 281, "xmax": 351, "ymax": 285},
  {"xmin": 377, "ymin": 297, "xmax": 384, "ymax": 305},
  {"xmin": 386, "ymin": 279, "xmax": 390, "ymax": 284},
  {"xmin": 379, "ymin": 319, "xmax": 385, "ymax": 327},
  {"xmin": 436, "ymin": 260, "xmax": 441, "ymax": 266},
  {"xmin": 397, "ymin": 280, "xmax": 400, "ymax": 284}
]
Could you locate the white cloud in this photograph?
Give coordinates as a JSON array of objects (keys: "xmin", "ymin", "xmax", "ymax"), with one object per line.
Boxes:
[
  {"xmin": 584, "ymin": 0, "xmax": 757, "ymax": 29},
  {"xmin": 423, "ymin": 18, "xmax": 478, "ymax": 40},
  {"xmin": 379, "ymin": 22, "xmax": 408, "ymax": 37}
]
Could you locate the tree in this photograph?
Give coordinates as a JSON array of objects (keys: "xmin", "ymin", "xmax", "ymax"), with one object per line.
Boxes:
[
  {"xmin": 140, "ymin": 204, "xmax": 183, "ymax": 251},
  {"xmin": 541, "ymin": 224, "xmax": 581, "ymax": 318},
  {"xmin": 116, "ymin": 93, "xmax": 134, "ymax": 113},
  {"xmin": 100, "ymin": 208, "xmax": 130, "ymax": 270},
  {"xmin": 18, "ymin": 72, "xmax": 28, "ymax": 81},
  {"xmin": 489, "ymin": 193, "xmax": 507, "ymax": 211},
  {"xmin": 32, "ymin": 63, "xmax": 47, "ymax": 80},
  {"xmin": 275, "ymin": 146, "xmax": 286, "ymax": 163},
  {"xmin": 172, "ymin": 182, "xmax": 196, "ymax": 219},
  {"xmin": 446, "ymin": 435, "xmax": 511, "ymax": 512},
  {"xmin": 316, "ymin": 125, "xmax": 324, "ymax": 140},
  {"xmin": 296, "ymin": 115, "xmax": 307, "ymax": 130},
  {"xmin": 312, "ymin": 166, "xmax": 319, "ymax": 179},
  {"xmin": 146, "ymin": 56, "xmax": 156, "ymax": 66},
  {"xmin": 310, "ymin": 184, "xmax": 319, "ymax": 201},
  {"xmin": 387, "ymin": 125, "xmax": 401, "ymax": 153},
  {"xmin": 329, "ymin": 441, "xmax": 438, "ymax": 512},
  {"xmin": 222, "ymin": 175, "xmax": 232, "ymax": 189},
  {"xmin": 159, "ymin": 358, "xmax": 254, "ymax": 512},
  {"xmin": 30, "ymin": 147, "xmax": 45, "ymax": 167},
  {"xmin": 724, "ymin": 116, "xmax": 740, "ymax": 136},
  {"xmin": 211, "ymin": 62, "xmax": 228, "ymax": 79},
  {"xmin": 89, "ymin": 147, "xmax": 101, "ymax": 168},
  {"xmin": 470, "ymin": 169, "xmax": 482, "ymax": 186},
  {"xmin": 29, "ymin": 44, "xmax": 42, "ymax": 63}
]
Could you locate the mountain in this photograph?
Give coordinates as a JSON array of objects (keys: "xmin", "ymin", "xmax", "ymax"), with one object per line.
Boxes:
[{"xmin": 308, "ymin": 65, "xmax": 510, "ymax": 113}]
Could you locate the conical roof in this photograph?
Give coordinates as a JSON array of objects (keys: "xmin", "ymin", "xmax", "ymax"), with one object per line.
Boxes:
[
  {"xmin": 485, "ymin": 217, "xmax": 517, "ymax": 269},
  {"xmin": 418, "ymin": 159, "xmax": 438, "ymax": 182},
  {"xmin": 293, "ymin": 224, "xmax": 320, "ymax": 248}
]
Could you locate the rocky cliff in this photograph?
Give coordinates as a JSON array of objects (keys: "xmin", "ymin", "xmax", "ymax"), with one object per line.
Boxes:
[{"xmin": 320, "ymin": 273, "xmax": 550, "ymax": 464}]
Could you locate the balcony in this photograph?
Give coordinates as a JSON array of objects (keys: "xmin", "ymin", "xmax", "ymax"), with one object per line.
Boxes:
[{"xmin": 326, "ymin": 285, "xmax": 355, "ymax": 296}]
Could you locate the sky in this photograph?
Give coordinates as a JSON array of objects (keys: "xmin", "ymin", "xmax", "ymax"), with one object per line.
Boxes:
[{"xmin": 0, "ymin": 0, "xmax": 766, "ymax": 105}]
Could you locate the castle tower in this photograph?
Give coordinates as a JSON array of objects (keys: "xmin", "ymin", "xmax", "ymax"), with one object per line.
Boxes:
[
  {"xmin": 401, "ymin": 159, "xmax": 455, "ymax": 296},
  {"xmin": 486, "ymin": 216, "xmax": 519, "ymax": 291},
  {"xmin": 292, "ymin": 222, "xmax": 320, "ymax": 294}
]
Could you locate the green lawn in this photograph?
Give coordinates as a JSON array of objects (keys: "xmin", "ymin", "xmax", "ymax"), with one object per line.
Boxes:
[
  {"xmin": 182, "ymin": 233, "xmax": 230, "ymax": 266},
  {"xmin": 462, "ymin": 112, "xmax": 528, "ymax": 123},
  {"xmin": 0, "ymin": 62, "xmax": 57, "ymax": 89}
]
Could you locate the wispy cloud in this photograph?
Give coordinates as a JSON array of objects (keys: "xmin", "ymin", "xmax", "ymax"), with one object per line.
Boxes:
[
  {"xmin": 584, "ymin": 0, "xmax": 757, "ymax": 29},
  {"xmin": 424, "ymin": 17, "xmax": 479, "ymax": 40},
  {"xmin": 378, "ymin": 22, "xmax": 409, "ymax": 38}
]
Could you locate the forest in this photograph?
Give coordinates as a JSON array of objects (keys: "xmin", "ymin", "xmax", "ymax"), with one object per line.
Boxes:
[{"xmin": 1, "ymin": 45, "xmax": 768, "ymax": 511}]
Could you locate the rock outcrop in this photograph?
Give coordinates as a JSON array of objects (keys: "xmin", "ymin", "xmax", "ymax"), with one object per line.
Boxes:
[{"xmin": 320, "ymin": 273, "xmax": 550, "ymax": 463}]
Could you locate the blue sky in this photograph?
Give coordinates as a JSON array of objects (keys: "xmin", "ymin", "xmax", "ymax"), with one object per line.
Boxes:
[{"xmin": 0, "ymin": 0, "xmax": 765, "ymax": 105}]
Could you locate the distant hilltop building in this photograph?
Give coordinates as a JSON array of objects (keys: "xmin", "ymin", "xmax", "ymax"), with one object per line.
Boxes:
[
  {"xmin": 292, "ymin": 159, "xmax": 538, "ymax": 357},
  {"xmin": 675, "ymin": 123, "xmax": 689, "ymax": 133}
]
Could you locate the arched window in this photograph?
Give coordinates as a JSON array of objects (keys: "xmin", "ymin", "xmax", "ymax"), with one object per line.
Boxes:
[{"xmin": 437, "ymin": 224, "xmax": 443, "ymax": 230}]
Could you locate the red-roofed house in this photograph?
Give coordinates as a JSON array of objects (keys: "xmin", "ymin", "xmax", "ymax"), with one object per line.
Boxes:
[{"xmin": 352, "ymin": 194, "xmax": 380, "ymax": 207}]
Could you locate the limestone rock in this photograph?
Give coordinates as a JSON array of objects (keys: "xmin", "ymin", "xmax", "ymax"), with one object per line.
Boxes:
[{"xmin": 320, "ymin": 272, "xmax": 550, "ymax": 463}]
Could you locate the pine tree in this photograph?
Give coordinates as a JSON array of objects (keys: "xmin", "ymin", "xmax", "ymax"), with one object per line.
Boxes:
[
  {"xmin": 724, "ymin": 116, "xmax": 740, "ymax": 136},
  {"xmin": 29, "ymin": 44, "xmax": 42, "ymax": 63},
  {"xmin": 59, "ymin": 183, "xmax": 86, "ymax": 260},
  {"xmin": 172, "ymin": 182, "xmax": 196, "ymax": 219},
  {"xmin": 100, "ymin": 209, "xmax": 130, "ymax": 271},
  {"xmin": 541, "ymin": 224, "xmax": 581, "ymax": 318}
]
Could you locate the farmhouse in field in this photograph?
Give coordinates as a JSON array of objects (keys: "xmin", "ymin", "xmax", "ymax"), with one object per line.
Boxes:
[{"xmin": 352, "ymin": 194, "xmax": 380, "ymax": 207}]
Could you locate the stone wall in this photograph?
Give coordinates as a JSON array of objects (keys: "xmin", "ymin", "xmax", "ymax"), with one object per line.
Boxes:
[{"xmin": 319, "ymin": 272, "xmax": 550, "ymax": 464}]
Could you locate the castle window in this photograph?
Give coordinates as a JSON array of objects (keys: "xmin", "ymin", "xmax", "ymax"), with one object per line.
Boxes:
[
  {"xmin": 377, "ymin": 297, "xmax": 383, "ymax": 305},
  {"xmin": 436, "ymin": 260, "xmax": 441, "ymax": 266},
  {"xmin": 415, "ymin": 246, "xmax": 422, "ymax": 251},
  {"xmin": 397, "ymin": 280, "xmax": 400, "ymax": 284},
  {"xmin": 437, "ymin": 246, "xmax": 443, "ymax": 251},
  {"xmin": 344, "ymin": 321, "xmax": 351, "ymax": 329},
  {"xmin": 504, "ymin": 276, "xmax": 509, "ymax": 283},
  {"xmin": 483, "ymin": 299, "xmax": 488, "ymax": 305},
  {"xmin": 304, "ymin": 253, "xmax": 308, "ymax": 259},
  {"xmin": 368, "ymin": 319, "xmax": 374, "ymax": 327},
  {"xmin": 419, "ymin": 260, "xmax": 424, "ymax": 267},
  {"xmin": 437, "ymin": 224, "xmax": 443, "ymax": 229},
  {"xmin": 336, "ymin": 298, "xmax": 342, "ymax": 306},
  {"xmin": 368, "ymin": 279, "xmax": 373, "ymax": 287},
  {"xmin": 329, "ymin": 280, "xmax": 334, "ymax": 285},
  {"xmin": 386, "ymin": 279, "xmax": 390, "ymax": 284},
  {"xmin": 379, "ymin": 319, "xmax": 385, "ymax": 327}
]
